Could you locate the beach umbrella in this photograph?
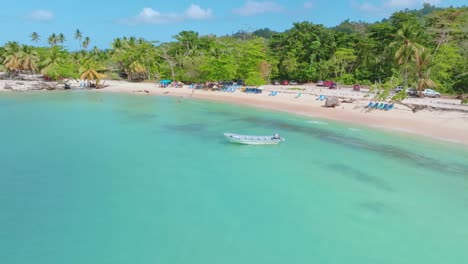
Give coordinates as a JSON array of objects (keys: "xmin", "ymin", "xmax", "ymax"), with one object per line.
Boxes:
[{"xmin": 160, "ymin": 79, "xmax": 172, "ymax": 84}]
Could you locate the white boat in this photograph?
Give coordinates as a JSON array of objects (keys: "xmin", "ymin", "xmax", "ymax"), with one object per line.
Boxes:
[{"xmin": 224, "ymin": 133, "xmax": 285, "ymax": 145}]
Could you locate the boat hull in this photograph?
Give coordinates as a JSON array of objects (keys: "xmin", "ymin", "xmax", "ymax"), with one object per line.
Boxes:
[{"xmin": 224, "ymin": 133, "xmax": 284, "ymax": 145}]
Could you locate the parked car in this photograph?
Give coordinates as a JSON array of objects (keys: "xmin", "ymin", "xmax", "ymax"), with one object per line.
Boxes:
[
  {"xmin": 328, "ymin": 82, "xmax": 337, "ymax": 89},
  {"xmin": 316, "ymin": 80, "xmax": 324, "ymax": 86},
  {"xmin": 289, "ymin": 80, "xmax": 298, "ymax": 85},
  {"xmin": 220, "ymin": 81, "xmax": 234, "ymax": 87},
  {"xmin": 353, "ymin": 84, "xmax": 361, "ymax": 91},
  {"xmin": 406, "ymin": 88, "xmax": 417, "ymax": 96},
  {"xmin": 323, "ymin": 80, "xmax": 334, "ymax": 87},
  {"xmin": 395, "ymin": 86, "xmax": 404, "ymax": 93},
  {"xmin": 422, "ymin": 89, "xmax": 441, "ymax": 97},
  {"xmin": 272, "ymin": 80, "xmax": 280, "ymax": 85},
  {"xmin": 281, "ymin": 80, "xmax": 289, "ymax": 85}
]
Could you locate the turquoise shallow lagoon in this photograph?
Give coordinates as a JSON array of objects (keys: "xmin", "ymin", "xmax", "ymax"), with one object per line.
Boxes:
[{"xmin": 1, "ymin": 92, "xmax": 468, "ymax": 264}]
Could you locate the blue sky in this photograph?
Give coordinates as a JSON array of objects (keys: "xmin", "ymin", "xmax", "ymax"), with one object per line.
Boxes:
[{"xmin": 0, "ymin": 0, "xmax": 464, "ymax": 49}]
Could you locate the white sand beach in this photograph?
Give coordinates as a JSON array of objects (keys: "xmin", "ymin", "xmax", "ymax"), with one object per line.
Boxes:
[{"xmin": 2, "ymin": 79, "xmax": 468, "ymax": 145}]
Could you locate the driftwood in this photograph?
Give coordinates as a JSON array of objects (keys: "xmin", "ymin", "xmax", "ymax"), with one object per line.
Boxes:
[
  {"xmin": 86, "ymin": 80, "xmax": 108, "ymax": 89},
  {"xmin": 395, "ymin": 101, "xmax": 418, "ymax": 112},
  {"xmin": 40, "ymin": 82, "xmax": 59, "ymax": 90},
  {"xmin": 340, "ymin": 98, "xmax": 355, "ymax": 103}
]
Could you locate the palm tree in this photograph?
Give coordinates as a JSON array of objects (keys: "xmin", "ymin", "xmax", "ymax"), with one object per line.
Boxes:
[
  {"xmin": 48, "ymin": 33, "xmax": 58, "ymax": 47},
  {"xmin": 173, "ymin": 30, "xmax": 199, "ymax": 57},
  {"xmin": 391, "ymin": 24, "xmax": 424, "ymax": 86},
  {"xmin": 2, "ymin": 42, "xmax": 22, "ymax": 75},
  {"xmin": 111, "ymin": 38, "xmax": 124, "ymax": 55},
  {"xmin": 19, "ymin": 45, "xmax": 39, "ymax": 74},
  {"xmin": 74, "ymin": 29, "xmax": 83, "ymax": 50},
  {"xmin": 82, "ymin": 37, "xmax": 90, "ymax": 50},
  {"xmin": 126, "ymin": 61, "xmax": 146, "ymax": 81},
  {"xmin": 40, "ymin": 46, "xmax": 66, "ymax": 74},
  {"xmin": 110, "ymin": 38, "xmax": 127, "ymax": 71},
  {"xmin": 413, "ymin": 48, "xmax": 436, "ymax": 95},
  {"xmin": 30, "ymin": 32, "xmax": 40, "ymax": 44},
  {"xmin": 70, "ymin": 51, "xmax": 84, "ymax": 64},
  {"xmin": 91, "ymin": 46, "xmax": 100, "ymax": 56},
  {"xmin": 393, "ymin": 25, "xmax": 424, "ymax": 65},
  {"xmin": 57, "ymin": 33, "xmax": 66, "ymax": 46},
  {"xmin": 79, "ymin": 65, "xmax": 106, "ymax": 87}
]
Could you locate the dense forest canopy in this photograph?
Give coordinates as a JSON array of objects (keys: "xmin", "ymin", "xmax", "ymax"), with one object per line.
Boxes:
[{"xmin": 1, "ymin": 4, "xmax": 467, "ymax": 95}]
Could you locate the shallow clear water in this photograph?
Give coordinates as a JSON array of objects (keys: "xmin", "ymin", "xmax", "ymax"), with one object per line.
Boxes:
[{"xmin": 1, "ymin": 91, "xmax": 467, "ymax": 264}]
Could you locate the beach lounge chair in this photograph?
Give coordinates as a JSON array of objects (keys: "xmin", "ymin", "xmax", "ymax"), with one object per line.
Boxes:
[
  {"xmin": 316, "ymin": 95, "xmax": 327, "ymax": 101},
  {"xmin": 365, "ymin": 102, "xmax": 373, "ymax": 108},
  {"xmin": 370, "ymin": 102, "xmax": 379, "ymax": 108},
  {"xmin": 373, "ymin": 103, "xmax": 382, "ymax": 109},
  {"xmin": 269, "ymin": 91, "xmax": 278, "ymax": 96},
  {"xmin": 384, "ymin": 104, "xmax": 394, "ymax": 111},
  {"xmin": 295, "ymin": 93, "xmax": 302, "ymax": 98},
  {"xmin": 379, "ymin": 103, "xmax": 387, "ymax": 110}
]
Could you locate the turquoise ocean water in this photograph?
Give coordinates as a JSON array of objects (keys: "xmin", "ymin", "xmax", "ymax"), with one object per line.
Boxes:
[{"xmin": 1, "ymin": 91, "xmax": 467, "ymax": 264}]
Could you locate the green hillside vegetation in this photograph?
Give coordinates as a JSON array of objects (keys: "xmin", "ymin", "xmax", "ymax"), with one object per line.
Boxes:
[{"xmin": 1, "ymin": 4, "xmax": 467, "ymax": 97}]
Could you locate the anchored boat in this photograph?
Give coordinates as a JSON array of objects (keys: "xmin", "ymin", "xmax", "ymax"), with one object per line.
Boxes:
[{"xmin": 224, "ymin": 133, "xmax": 285, "ymax": 145}]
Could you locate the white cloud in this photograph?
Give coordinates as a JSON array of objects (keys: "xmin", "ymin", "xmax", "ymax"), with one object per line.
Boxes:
[
  {"xmin": 384, "ymin": 0, "xmax": 419, "ymax": 8},
  {"xmin": 233, "ymin": 1, "xmax": 284, "ymax": 16},
  {"xmin": 303, "ymin": 1, "xmax": 315, "ymax": 9},
  {"xmin": 28, "ymin": 10, "xmax": 54, "ymax": 22},
  {"xmin": 355, "ymin": 0, "xmax": 443, "ymax": 14},
  {"xmin": 134, "ymin": 8, "xmax": 175, "ymax": 24},
  {"xmin": 185, "ymin": 4, "xmax": 213, "ymax": 19},
  {"xmin": 128, "ymin": 4, "xmax": 212, "ymax": 24},
  {"xmin": 357, "ymin": 2, "xmax": 382, "ymax": 12}
]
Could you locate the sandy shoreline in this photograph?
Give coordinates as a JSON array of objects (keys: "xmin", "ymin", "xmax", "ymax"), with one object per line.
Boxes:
[{"xmin": 2, "ymin": 79, "xmax": 468, "ymax": 146}]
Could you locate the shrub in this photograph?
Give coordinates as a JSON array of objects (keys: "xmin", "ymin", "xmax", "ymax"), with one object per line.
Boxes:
[
  {"xmin": 245, "ymin": 72, "xmax": 266, "ymax": 86},
  {"xmin": 43, "ymin": 63, "xmax": 79, "ymax": 80},
  {"xmin": 338, "ymin": 73, "xmax": 355, "ymax": 85}
]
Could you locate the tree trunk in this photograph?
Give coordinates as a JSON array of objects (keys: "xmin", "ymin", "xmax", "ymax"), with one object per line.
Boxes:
[
  {"xmin": 428, "ymin": 31, "xmax": 448, "ymax": 77},
  {"xmin": 398, "ymin": 102, "xmax": 417, "ymax": 112},
  {"xmin": 170, "ymin": 63, "xmax": 175, "ymax": 81}
]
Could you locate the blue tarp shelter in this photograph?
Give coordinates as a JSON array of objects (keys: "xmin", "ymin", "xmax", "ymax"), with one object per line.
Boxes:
[{"xmin": 159, "ymin": 79, "xmax": 172, "ymax": 84}]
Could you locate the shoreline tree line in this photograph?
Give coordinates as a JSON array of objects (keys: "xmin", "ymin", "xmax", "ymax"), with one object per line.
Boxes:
[{"xmin": 0, "ymin": 4, "xmax": 466, "ymax": 97}]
